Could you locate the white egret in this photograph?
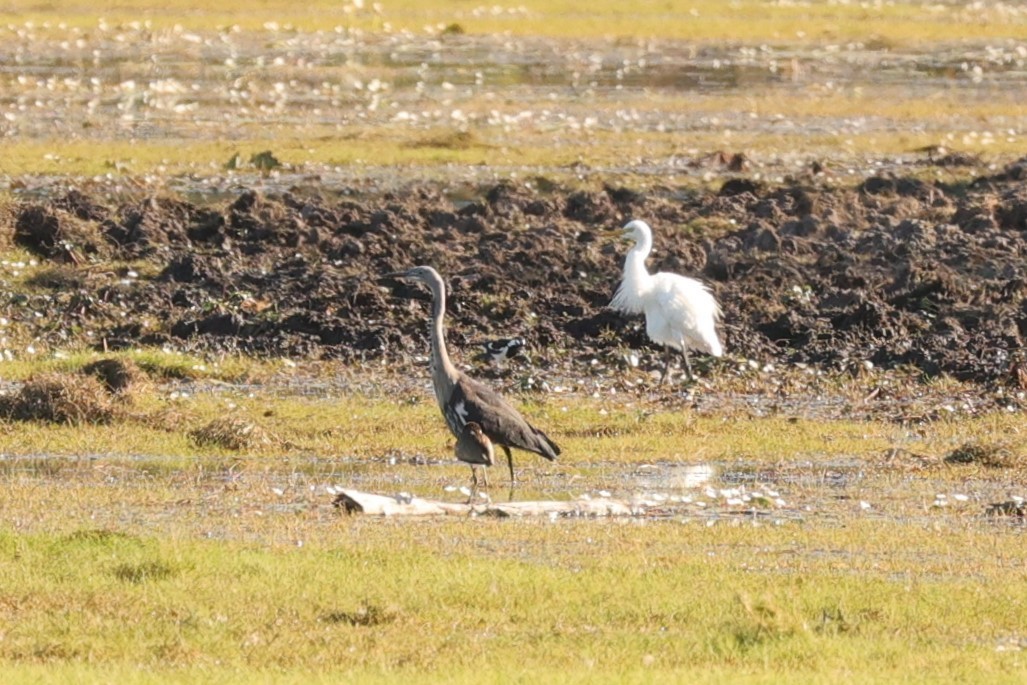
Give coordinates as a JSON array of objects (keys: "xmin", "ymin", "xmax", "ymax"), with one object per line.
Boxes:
[{"xmin": 610, "ymin": 219, "xmax": 723, "ymax": 383}]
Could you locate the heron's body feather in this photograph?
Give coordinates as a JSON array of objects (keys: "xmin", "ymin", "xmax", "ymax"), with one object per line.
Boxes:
[{"xmin": 447, "ymin": 374, "xmax": 559, "ymax": 460}]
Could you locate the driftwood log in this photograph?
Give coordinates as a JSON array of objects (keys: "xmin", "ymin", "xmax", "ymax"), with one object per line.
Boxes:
[{"xmin": 331, "ymin": 489, "xmax": 648, "ymax": 518}]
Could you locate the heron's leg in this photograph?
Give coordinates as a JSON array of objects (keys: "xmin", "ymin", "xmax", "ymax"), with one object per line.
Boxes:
[
  {"xmin": 502, "ymin": 444, "xmax": 515, "ymax": 485},
  {"xmin": 481, "ymin": 465, "xmax": 490, "ymax": 488},
  {"xmin": 468, "ymin": 466, "xmax": 478, "ymax": 504}
]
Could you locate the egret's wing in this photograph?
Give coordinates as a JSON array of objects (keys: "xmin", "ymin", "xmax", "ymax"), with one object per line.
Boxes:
[{"xmin": 651, "ymin": 273, "xmax": 723, "ymax": 355}]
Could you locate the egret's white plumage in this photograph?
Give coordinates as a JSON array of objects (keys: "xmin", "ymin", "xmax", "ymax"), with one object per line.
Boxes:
[{"xmin": 610, "ymin": 219, "xmax": 723, "ymax": 383}]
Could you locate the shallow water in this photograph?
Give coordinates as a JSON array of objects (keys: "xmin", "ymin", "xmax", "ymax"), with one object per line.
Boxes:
[
  {"xmin": 3, "ymin": 26, "xmax": 1025, "ymax": 197},
  {"xmin": 3, "ymin": 444, "xmax": 1023, "ymax": 540}
]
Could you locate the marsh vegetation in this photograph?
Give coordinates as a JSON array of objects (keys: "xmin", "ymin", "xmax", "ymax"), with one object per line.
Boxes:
[{"xmin": 2, "ymin": 0, "xmax": 1027, "ymax": 682}]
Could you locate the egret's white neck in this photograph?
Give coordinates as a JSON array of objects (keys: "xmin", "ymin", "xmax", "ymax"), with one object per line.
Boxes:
[
  {"xmin": 611, "ymin": 239, "xmax": 654, "ymax": 314},
  {"xmin": 626, "ymin": 233, "xmax": 653, "ymax": 273}
]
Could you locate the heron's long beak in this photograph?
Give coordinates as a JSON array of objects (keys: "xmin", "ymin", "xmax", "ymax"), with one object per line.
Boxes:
[{"xmin": 381, "ymin": 270, "xmax": 408, "ymax": 280}]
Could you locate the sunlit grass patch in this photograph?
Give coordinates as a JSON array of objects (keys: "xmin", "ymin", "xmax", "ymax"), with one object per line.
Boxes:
[
  {"xmin": 0, "ymin": 127, "xmax": 1018, "ymax": 183},
  {"xmin": 0, "ymin": 357, "xmax": 1024, "ymax": 681},
  {"xmin": 189, "ymin": 416, "xmax": 276, "ymax": 451},
  {"xmin": 0, "ymin": 516, "xmax": 1024, "ymax": 681},
  {"xmin": 0, "ymin": 353, "xmax": 1023, "ymax": 467},
  {"xmin": 5, "ymin": 0, "xmax": 1027, "ymax": 43},
  {"xmin": 0, "ymin": 346, "xmax": 273, "ymax": 384}
]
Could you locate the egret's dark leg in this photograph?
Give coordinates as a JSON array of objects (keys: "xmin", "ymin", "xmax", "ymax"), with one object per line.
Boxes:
[
  {"xmin": 682, "ymin": 348, "xmax": 695, "ymax": 382},
  {"xmin": 659, "ymin": 346, "xmax": 673, "ymax": 385},
  {"xmin": 502, "ymin": 444, "xmax": 515, "ymax": 484}
]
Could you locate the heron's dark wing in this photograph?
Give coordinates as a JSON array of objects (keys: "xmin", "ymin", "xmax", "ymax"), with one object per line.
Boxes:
[{"xmin": 450, "ymin": 373, "xmax": 560, "ymax": 460}]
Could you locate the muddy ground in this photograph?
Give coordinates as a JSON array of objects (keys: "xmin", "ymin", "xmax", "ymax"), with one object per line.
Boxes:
[{"xmin": 4, "ymin": 161, "xmax": 1027, "ymax": 399}]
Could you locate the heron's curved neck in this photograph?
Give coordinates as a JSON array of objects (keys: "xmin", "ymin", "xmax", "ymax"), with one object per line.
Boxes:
[{"xmin": 427, "ymin": 277, "xmax": 458, "ymax": 382}]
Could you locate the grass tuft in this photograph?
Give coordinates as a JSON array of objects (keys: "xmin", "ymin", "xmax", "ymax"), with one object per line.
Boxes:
[
  {"xmin": 321, "ymin": 603, "xmax": 398, "ymax": 627},
  {"xmin": 406, "ymin": 130, "xmax": 486, "ymax": 151},
  {"xmin": 189, "ymin": 416, "xmax": 275, "ymax": 451},
  {"xmin": 112, "ymin": 560, "xmax": 179, "ymax": 583},
  {"xmin": 944, "ymin": 441, "xmax": 1019, "ymax": 468},
  {"xmin": 80, "ymin": 358, "xmax": 148, "ymax": 396},
  {"xmin": 0, "ymin": 373, "xmax": 119, "ymax": 425}
]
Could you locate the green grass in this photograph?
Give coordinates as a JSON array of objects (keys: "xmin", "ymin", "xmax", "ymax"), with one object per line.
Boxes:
[
  {"xmin": 0, "ymin": 517, "xmax": 1025, "ymax": 682},
  {"xmin": 0, "ymin": 345, "xmax": 276, "ymax": 385},
  {"xmin": 1, "ymin": 358, "xmax": 1025, "ymax": 681},
  {"xmin": 1, "ymin": 126, "xmax": 1020, "ymax": 180},
  {"xmin": 0, "ymin": 346, "xmax": 1022, "ymax": 467},
  {"xmin": 5, "ymin": 0, "xmax": 1027, "ymax": 43},
  {"xmin": 0, "ymin": 356, "xmax": 1017, "ymax": 464}
]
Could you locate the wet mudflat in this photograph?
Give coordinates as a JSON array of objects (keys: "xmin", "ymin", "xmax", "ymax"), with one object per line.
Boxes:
[
  {"xmin": 6, "ymin": 170, "xmax": 1027, "ymax": 396},
  {"xmin": 2, "ymin": 12, "xmax": 1026, "ymax": 187},
  {"xmin": 2, "ymin": 4, "xmax": 1027, "ymax": 679}
]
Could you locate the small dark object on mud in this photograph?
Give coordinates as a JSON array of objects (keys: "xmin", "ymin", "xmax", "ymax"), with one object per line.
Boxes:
[
  {"xmin": 934, "ymin": 152, "xmax": 981, "ymax": 167},
  {"xmin": 0, "ymin": 373, "xmax": 118, "ymax": 424},
  {"xmin": 718, "ymin": 178, "xmax": 763, "ymax": 196},
  {"xmin": 189, "ymin": 416, "xmax": 273, "ymax": 451},
  {"xmin": 985, "ymin": 500, "xmax": 1026, "ymax": 517},
  {"xmin": 81, "ymin": 358, "xmax": 146, "ymax": 395},
  {"xmin": 249, "ymin": 150, "xmax": 281, "ymax": 173},
  {"xmin": 726, "ymin": 152, "xmax": 749, "ymax": 172},
  {"xmin": 944, "ymin": 441, "xmax": 1017, "ymax": 468},
  {"xmin": 332, "ymin": 491, "xmax": 361, "ymax": 514}
]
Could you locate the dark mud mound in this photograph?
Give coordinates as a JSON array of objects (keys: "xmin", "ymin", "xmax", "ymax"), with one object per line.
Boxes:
[
  {"xmin": 4, "ymin": 174, "xmax": 1027, "ymax": 385},
  {"xmin": 14, "ymin": 203, "xmax": 114, "ymax": 262}
]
